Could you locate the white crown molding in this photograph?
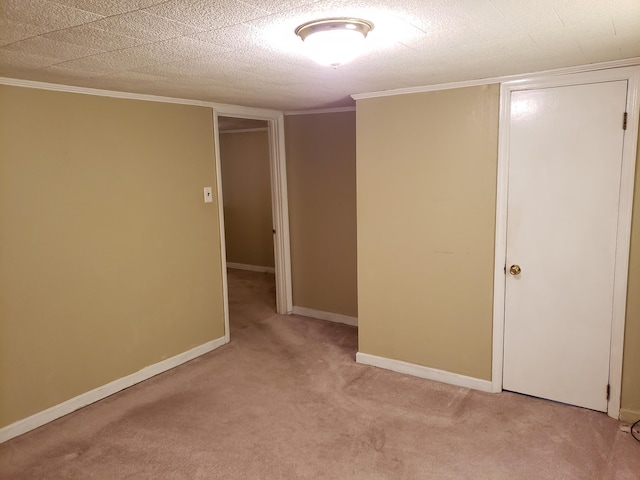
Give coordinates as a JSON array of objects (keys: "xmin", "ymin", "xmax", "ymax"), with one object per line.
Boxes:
[
  {"xmin": 212, "ymin": 102, "xmax": 283, "ymax": 120},
  {"xmin": 0, "ymin": 78, "xmax": 289, "ymax": 120},
  {"xmin": 292, "ymin": 306, "xmax": 358, "ymax": 327},
  {"xmin": 0, "ymin": 77, "xmax": 210, "ymax": 107},
  {"xmin": 0, "ymin": 336, "xmax": 227, "ymax": 444},
  {"xmin": 356, "ymin": 352, "xmax": 493, "ymax": 392},
  {"xmin": 284, "ymin": 106, "xmax": 356, "ymax": 116},
  {"xmin": 4, "ymin": 57, "xmax": 639, "ymax": 111},
  {"xmin": 351, "ymin": 57, "xmax": 640, "ymax": 101},
  {"xmin": 219, "ymin": 128, "xmax": 269, "ymax": 134}
]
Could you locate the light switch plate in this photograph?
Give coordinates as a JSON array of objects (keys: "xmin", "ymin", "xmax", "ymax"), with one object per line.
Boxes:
[{"xmin": 203, "ymin": 187, "xmax": 213, "ymax": 203}]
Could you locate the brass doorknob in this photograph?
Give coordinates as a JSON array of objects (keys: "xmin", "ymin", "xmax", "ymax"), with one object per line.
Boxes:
[{"xmin": 509, "ymin": 265, "xmax": 521, "ymax": 275}]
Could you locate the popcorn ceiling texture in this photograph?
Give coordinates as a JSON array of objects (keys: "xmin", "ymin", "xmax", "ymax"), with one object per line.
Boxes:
[{"xmin": 1, "ymin": 0, "xmax": 639, "ymax": 110}]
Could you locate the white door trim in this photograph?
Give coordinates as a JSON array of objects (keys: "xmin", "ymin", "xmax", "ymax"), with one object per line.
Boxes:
[
  {"xmin": 492, "ymin": 66, "xmax": 640, "ymax": 419},
  {"xmin": 213, "ymin": 105, "xmax": 293, "ymax": 343}
]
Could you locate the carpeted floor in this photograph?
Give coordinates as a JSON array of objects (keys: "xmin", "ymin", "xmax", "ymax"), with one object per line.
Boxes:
[
  {"xmin": 1, "ymin": 269, "xmax": 639, "ymax": 479},
  {"xmin": 226, "ymin": 267, "xmax": 277, "ymax": 333}
]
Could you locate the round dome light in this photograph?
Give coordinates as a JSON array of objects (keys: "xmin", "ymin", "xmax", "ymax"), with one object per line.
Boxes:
[{"xmin": 295, "ymin": 18, "xmax": 374, "ymax": 67}]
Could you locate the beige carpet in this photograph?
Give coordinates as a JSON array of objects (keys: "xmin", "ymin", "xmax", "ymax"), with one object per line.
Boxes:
[
  {"xmin": 1, "ymin": 269, "xmax": 639, "ymax": 479},
  {"xmin": 226, "ymin": 267, "xmax": 277, "ymax": 333}
]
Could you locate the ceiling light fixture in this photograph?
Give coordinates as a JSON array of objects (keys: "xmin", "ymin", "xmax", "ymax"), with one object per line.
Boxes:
[{"xmin": 295, "ymin": 18, "xmax": 374, "ymax": 68}]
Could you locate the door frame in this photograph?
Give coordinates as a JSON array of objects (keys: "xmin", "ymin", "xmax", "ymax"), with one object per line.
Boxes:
[
  {"xmin": 213, "ymin": 103, "xmax": 293, "ymax": 343},
  {"xmin": 491, "ymin": 66, "xmax": 640, "ymax": 419}
]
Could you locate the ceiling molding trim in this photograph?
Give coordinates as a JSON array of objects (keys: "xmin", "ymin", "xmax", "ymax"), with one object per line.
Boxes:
[
  {"xmin": 0, "ymin": 78, "xmax": 289, "ymax": 117},
  {"xmin": 351, "ymin": 57, "xmax": 640, "ymax": 101},
  {"xmin": 219, "ymin": 128, "xmax": 269, "ymax": 134},
  {"xmin": 0, "ymin": 77, "xmax": 210, "ymax": 107},
  {"xmin": 284, "ymin": 106, "xmax": 356, "ymax": 116},
  {"xmin": 213, "ymin": 103, "xmax": 283, "ymax": 120}
]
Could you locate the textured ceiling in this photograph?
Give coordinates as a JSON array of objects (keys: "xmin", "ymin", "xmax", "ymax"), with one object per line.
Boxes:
[{"xmin": 1, "ymin": 0, "xmax": 639, "ymax": 111}]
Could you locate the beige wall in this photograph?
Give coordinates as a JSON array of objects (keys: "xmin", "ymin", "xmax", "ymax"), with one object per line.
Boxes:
[
  {"xmin": 357, "ymin": 84, "xmax": 640, "ymax": 417},
  {"xmin": 356, "ymin": 85, "xmax": 500, "ymax": 380},
  {"xmin": 620, "ymin": 119, "xmax": 640, "ymax": 423},
  {"xmin": 220, "ymin": 130, "xmax": 274, "ymax": 268},
  {"xmin": 285, "ymin": 112, "xmax": 358, "ymax": 317},
  {"xmin": 0, "ymin": 85, "xmax": 225, "ymax": 428}
]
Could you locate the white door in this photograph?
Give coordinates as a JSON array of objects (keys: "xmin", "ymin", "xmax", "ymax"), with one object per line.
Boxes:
[{"xmin": 503, "ymin": 80, "xmax": 628, "ymax": 411}]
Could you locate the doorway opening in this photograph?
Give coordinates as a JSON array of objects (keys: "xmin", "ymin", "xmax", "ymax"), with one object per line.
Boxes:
[
  {"xmin": 213, "ymin": 107, "xmax": 293, "ymax": 342},
  {"xmin": 218, "ymin": 116, "xmax": 275, "ymax": 333}
]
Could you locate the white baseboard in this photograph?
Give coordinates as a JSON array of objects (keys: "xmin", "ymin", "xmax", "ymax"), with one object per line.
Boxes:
[
  {"xmin": 356, "ymin": 352, "xmax": 493, "ymax": 392},
  {"xmin": 0, "ymin": 336, "xmax": 227, "ymax": 444},
  {"xmin": 619, "ymin": 408, "xmax": 640, "ymax": 423},
  {"xmin": 226, "ymin": 262, "xmax": 275, "ymax": 274},
  {"xmin": 292, "ymin": 306, "xmax": 358, "ymax": 327}
]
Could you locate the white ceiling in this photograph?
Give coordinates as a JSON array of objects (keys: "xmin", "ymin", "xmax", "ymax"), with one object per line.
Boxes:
[{"xmin": 1, "ymin": 0, "xmax": 639, "ymax": 111}]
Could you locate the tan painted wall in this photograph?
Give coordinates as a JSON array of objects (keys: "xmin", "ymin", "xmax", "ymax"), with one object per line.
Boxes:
[
  {"xmin": 0, "ymin": 85, "xmax": 225, "ymax": 428},
  {"xmin": 620, "ymin": 119, "xmax": 640, "ymax": 423},
  {"xmin": 220, "ymin": 130, "xmax": 274, "ymax": 268},
  {"xmin": 356, "ymin": 85, "xmax": 500, "ymax": 380},
  {"xmin": 285, "ymin": 112, "xmax": 358, "ymax": 317}
]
